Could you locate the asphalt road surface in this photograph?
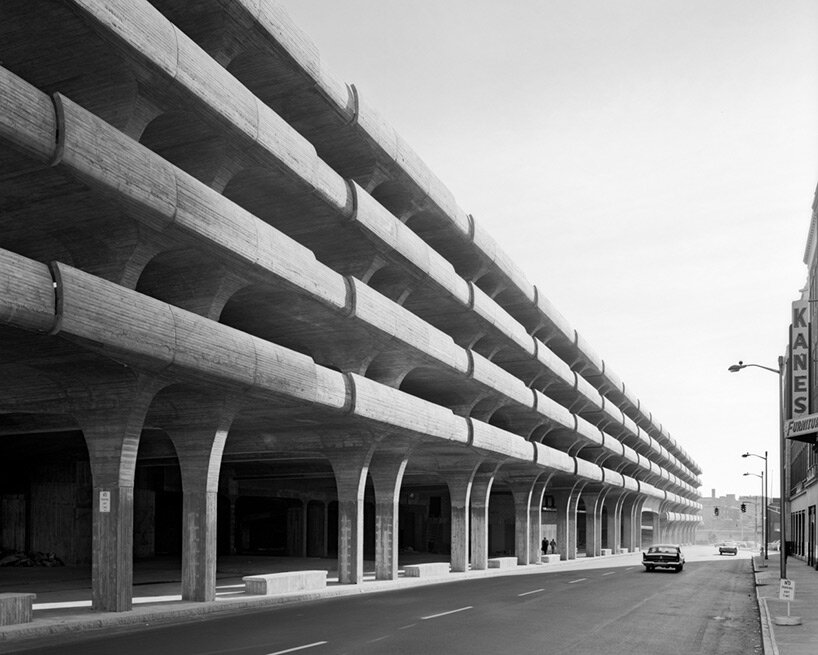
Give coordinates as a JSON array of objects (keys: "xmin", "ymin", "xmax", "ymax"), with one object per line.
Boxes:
[{"xmin": 10, "ymin": 547, "xmax": 761, "ymax": 655}]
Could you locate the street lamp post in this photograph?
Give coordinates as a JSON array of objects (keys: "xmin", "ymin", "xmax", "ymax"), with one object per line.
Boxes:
[
  {"xmin": 729, "ymin": 359, "xmax": 786, "ymax": 580},
  {"xmin": 742, "ymin": 451, "xmax": 768, "ymax": 561},
  {"xmin": 743, "ymin": 471, "xmax": 766, "ymax": 562}
]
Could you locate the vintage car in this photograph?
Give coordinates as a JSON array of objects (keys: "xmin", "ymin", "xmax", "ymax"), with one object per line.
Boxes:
[
  {"xmin": 642, "ymin": 544, "xmax": 685, "ymax": 572},
  {"xmin": 719, "ymin": 541, "xmax": 738, "ymax": 555}
]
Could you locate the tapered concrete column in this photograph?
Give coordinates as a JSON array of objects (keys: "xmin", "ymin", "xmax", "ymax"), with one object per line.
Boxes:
[
  {"xmin": 606, "ymin": 493, "xmax": 625, "ymax": 552},
  {"xmin": 583, "ymin": 490, "xmax": 606, "ymax": 557},
  {"xmin": 670, "ymin": 522, "xmax": 681, "ymax": 544},
  {"xmin": 470, "ymin": 466, "xmax": 499, "ymax": 570},
  {"xmin": 369, "ymin": 451, "xmax": 409, "ymax": 581},
  {"xmin": 664, "ymin": 520, "xmax": 674, "ymax": 544},
  {"xmin": 508, "ymin": 476, "xmax": 540, "ymax": 565},
  {"xmin": 554, "ymin": 485, "xmax": 584, "ymax": 560},
  {"xmin": 621, "ymin": 497, "xmax": 636, "ymax": 552},
  {"xmin": 446, "ymin": 467, "xmax": 479, "ymax": 573},
  {"xmin": 622, "ymin": 497, "xmax": 647, "ymax": 551},
  {"xmin": 164, "ymin": 399, "xmax": 236, "ymax": 602},
  {"xmin": 528, "ymin": 477, "xmax": 549, "ymax": 563},
  {"xmin": 650, "ymin": 512, "xmax": 662, "ymax": 546},
  {"xmin": 508, "ymin": 477, "xmax": 535, "ymax": 564},
  {"xmin": 76, "ymin": 376, "xmax": 163, "ymax": 612},
  {"xmin": 327, "ymin": 446, "xmax": 375, "ymax": 584}
]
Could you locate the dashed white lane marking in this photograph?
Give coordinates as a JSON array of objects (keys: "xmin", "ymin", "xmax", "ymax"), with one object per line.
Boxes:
[
  {"xmin": 602, "ymin": 572, "xmax": 615, "ymax": 576},
  {"xmin": 568, "ymin": 578, "xmax": 587, "ymax": 584},
  {"xmin": 399, "ymin": 623, "xmax": 417, "ymax": 630},
  {"xmin": 518, "ymin": 588, "xmax": 545, "ymax": 597},
  {"xmin": 421, "ymin": 606, "xmax": 473, "ymax": 620},
  {"xmin": 266, "ymin": 641, "xmax": 327, "ymax": 655}
]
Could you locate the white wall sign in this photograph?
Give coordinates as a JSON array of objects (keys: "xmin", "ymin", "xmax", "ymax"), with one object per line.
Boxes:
[
  {"xmin": 791, "ymin": 301, "xmax": 810, "ymax": 417},
  {"xmin": 99, "ymin": 490, "xmax": 111, "ymax": 513}
]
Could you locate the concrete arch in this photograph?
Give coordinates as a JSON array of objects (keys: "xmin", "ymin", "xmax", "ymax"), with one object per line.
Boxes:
[
  {"xmin": 364, "ymin": 353, "xmax": 414, "ymax": 388},
  {"xmin": 473, "ymin": 271, "xmax": 506, "ymax": 299},
  {"xmin": 487, "ymin": 407, "xmax": 514, "ymax": 432},
  {"xmin": 218, "ymin": 285, "xmax": 318, "ymax": 362},
  {"xmin": 139, "ymin": 111, "xmax": 239, "ymax": 191},
  {"xmin": 226, "ymin": 48, "xmax": 300, "ymax": 107},
  {"xmin": 365, "ymin": 263, "xmax": 414, "ymax": 305},
  {"xmin": 221, "ymin": 166, "xmax": 292, "ymax": 231},
  {"xmin": 404, "ymin": 210, "xmax": 480, "ymax": 278},
  {"xmin": 137, "ymin": 248, "xmax": 250, "ymax": 321},
  {"xmin": 370, "ymin": 180, "xmax": 416, "ymax": 220},
  {"xmin": 471, "ymin": 335, "xmax": 506, "ymax": 360},
  {"xmin": 399, "ymin": 368, "xmax": 472, "ymax": 409}
]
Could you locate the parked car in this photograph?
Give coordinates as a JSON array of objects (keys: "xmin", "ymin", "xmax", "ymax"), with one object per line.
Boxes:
[
  {"xmin": 643, "ymin": 544, "xmax": 685, "ymax": 572},
  {"xmin": 719, "ymin": 542, "xmax": 738, "ymax": 555}
]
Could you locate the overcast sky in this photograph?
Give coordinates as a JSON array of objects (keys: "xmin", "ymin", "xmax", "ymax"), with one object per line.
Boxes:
[{"xmin": 278, "ymin": 0, "xmax": 818, "ymax": 500}]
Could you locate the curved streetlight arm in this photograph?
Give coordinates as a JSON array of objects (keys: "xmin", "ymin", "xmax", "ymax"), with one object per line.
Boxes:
[
  {"xmin": 728, "ymin": 361, "xmax": 781, "ymax": 375},
  {"xmin": 742, "ymin": 452, "xmax": 767, "ymax": 462}
]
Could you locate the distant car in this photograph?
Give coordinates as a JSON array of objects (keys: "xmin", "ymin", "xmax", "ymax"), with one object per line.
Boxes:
[
  {"xmin": 719, "ymin": 542, "xmax": 738, "ymax": 556},
  {"xmin": 643, "ymin": 544, "xmax": 685, "ymax": 572}
]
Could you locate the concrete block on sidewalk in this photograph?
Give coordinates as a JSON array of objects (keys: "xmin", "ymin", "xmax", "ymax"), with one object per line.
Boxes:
[
  {"xmin": 600, "ymin": 548, "xmax": 613, "ymax": 556},
  {"xmin": 541, "ymin": 554, "xmax": 561, "ymax": 563},
  {"xmin": 403, "ymin": 562, "xmax": 450, "ymax": 577},
  {"xmin": 487, "ymin": 557, "xmax": 518, "ymax": 569},
  {"xmin": 0, "ymin": 593, "xmax": 37, "ymax": 625},
  {"xmin": 242, "ymin": 570, "xmax": 327, "ymax": 595}
]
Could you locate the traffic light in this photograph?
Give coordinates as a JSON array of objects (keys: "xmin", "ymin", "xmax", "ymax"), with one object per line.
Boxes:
[
  {"xmin": 714, "ymin": 507, "xmax": 719, "ymax": 516},
  {"xmin": 741, "ymin": 503, "xmax": 746, "ymax": 513}
]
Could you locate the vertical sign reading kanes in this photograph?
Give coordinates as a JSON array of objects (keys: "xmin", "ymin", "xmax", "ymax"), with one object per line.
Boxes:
[{"xmin": 791, "ymin": 300, "xmax": 810, "ymax": 416}]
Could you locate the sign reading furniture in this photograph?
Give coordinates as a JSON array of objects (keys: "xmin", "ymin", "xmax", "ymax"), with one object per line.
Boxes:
[{"xmin": 785, "ymin": 412, "xmax": 818, "ymax": 443}]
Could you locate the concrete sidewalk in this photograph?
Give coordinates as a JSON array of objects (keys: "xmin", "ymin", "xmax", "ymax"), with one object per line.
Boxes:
[{"xmin": 754, "ymin": 553, "xmax": 818, "ymax": 655}]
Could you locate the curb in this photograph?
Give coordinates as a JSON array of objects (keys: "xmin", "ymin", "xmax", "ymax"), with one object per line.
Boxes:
[{"xmin": 753, "ymin": 557, "xmax": 778, "ymax": 655}]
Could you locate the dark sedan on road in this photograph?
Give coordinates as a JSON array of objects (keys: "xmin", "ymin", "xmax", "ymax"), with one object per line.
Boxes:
[{"xmin": 643, "ymin": 544, "xmax": 685, "ymax": 572}]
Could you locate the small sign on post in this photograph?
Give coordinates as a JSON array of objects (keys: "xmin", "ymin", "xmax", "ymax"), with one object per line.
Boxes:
[
  {"xmin": 773, "ymin": 578, "xmax": 802, "ymax": 625},
  {"xmin": 99, "ymin": 490, "xmax": 111, "ymax": 513},
  {"xmin": 779, "ymin": 578, "xmax": 795, "ymax": 602}
]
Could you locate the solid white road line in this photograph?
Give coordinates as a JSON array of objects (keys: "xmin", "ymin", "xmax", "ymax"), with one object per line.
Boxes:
[
  {"xmin": 568, "ymin": 578, "xmax": 587, "ymax": 584},
  {"xmin": 421, "ymin": 606, "xmax": 473, "ymax": 620},
  {"xmin": 518, "ymin": 588, "xmax": 545, "ymax": 596},
  {"xmin": 266, "ymin": 641, "xmax": 327, "ymax": 655},
  {"xmin": 602, "ymin": 571, "xmax": 615, "ymax": 576}
]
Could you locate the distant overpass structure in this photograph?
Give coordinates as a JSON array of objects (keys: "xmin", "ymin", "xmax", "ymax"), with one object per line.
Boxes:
[{"xmin": 0, "ymin": 0, "xmax": 702, "ymax": 612}]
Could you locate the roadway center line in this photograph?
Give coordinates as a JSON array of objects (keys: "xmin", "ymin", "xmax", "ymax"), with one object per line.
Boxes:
[
  {"xmin": 421, "ymin": 606, "xmax": 473, "ymax": 620},
  {"xmin": 568, "ymin": 578, "xmax": 587, "ymax": 584},
  {"xmin": 518, "ymin": 588, "xmax": 545, "ymax": 597},
  {"xmin": 266, "ymin": 641, "xmax": 327, "ymax": 655}
]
